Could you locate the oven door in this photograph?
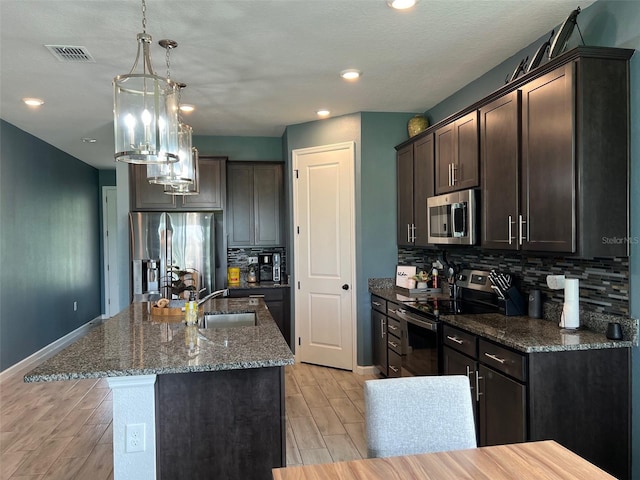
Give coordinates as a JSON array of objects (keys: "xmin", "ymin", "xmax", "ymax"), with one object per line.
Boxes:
[{"xmin": 391, "ymin": 308, "xmax": 440, "ymax": 376}]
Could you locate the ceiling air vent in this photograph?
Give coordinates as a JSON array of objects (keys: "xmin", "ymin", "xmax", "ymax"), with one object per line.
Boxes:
[{"xmin": 45, "ymin": 45, "xmax": 95, "ymax": 63}]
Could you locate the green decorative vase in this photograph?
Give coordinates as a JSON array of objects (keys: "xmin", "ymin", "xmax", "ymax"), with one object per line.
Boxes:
[{"xmin": 407, "ymin": 114, "xmax": 429, "ymax": 137}]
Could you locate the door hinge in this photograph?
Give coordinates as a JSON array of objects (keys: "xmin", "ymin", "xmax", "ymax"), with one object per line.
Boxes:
[
  {"xmin": 297, "ymin": 226, "xmax": 300, "ymax": 234},
  {"xmin": 295, "ymin": 169, "xmax": 299, "ymax": 179},
  {"xmin": 298, "ymin": 337, "xmax": 301, "ymax": 346},
  {"xmin": 297, "ymin": 281, "xmax": 301, "ymax": 289}
]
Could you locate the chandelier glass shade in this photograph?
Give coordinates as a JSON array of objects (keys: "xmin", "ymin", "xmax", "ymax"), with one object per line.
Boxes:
[
  {"xmin": 164, "ymin": 148, "xmax": 200, "ymax": 195},
  {"xmin": 147, "ymin": 122, "xmax": 194, "ymax": 184},
  {"xmin": 113, "ymin": 32, "xmax": 180, "ymax": 164}
]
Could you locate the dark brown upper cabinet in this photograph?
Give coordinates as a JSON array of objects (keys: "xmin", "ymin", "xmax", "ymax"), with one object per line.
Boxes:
[
  {"xmin": 481, "ymin": 91, "xmax": 521, "ymax": 250},
  {"xmin": 520, "ymin": 64, "xmax": 575, "ymax": 253},
  {"xmin": 435, "ymin": 111, "xmax": 480, "ymax": 194},
  {"xmin": 480, "ymin": 50, "xmax": 630, "ymax": 257},
  {"xmin": 396, "ymin": 133, "xmax": 435, "ymax": 247},
  {"xmin": 227, "ymin": 162, "xmax": 284, "ymax": 247},
  {"xmin": 130, "ymin": 156, "xmax": 226, "ymax": 211}
]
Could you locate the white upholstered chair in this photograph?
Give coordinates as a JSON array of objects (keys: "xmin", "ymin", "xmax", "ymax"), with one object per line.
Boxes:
[{"xmin": 364, "ymin": 375, "xmax": 477, "ymax": 458}]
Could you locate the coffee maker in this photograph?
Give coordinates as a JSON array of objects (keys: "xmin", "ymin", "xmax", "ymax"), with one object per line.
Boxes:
[
  {"xmin": 272, "ymin": 252, "xmax": 281, "ymax": 283},
  {"xmin": 258, "ymin": 252, "xmax": 282, "ymax": 283},
  {"xmin": 259, "ymin": 253, "xmax": 274, "ymax": 283}
]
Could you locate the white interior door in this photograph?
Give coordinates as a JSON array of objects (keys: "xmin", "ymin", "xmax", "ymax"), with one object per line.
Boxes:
[
  {"xmin": 103, "ymin": 186, "xmax": 119, "ymax": 317},
  {"xmin": 293, "ymin": 142, "xmax": 356, "ymax": 371}
]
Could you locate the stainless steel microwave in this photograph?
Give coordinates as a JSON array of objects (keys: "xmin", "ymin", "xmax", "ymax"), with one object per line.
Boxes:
[{"xmin": 427, "ymin": 189, "xmax": 478, "ymax": 245}]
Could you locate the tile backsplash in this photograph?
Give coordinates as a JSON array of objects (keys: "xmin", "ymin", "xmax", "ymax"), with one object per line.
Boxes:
[
  {"xmin": 398, "ymin": 247, "xmax": 629, "ymax": 317},
  {"xmin": 227, "ymin": 247, "xmax": 287, "ymax": 278}
]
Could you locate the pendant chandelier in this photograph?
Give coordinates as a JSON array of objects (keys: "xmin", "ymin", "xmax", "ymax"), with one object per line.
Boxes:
[
  {"xmin": 147, "ymin": 43, "xmax": 195, "ymax": 186},
  {"xmin": 164, "ymin": 148, "xmax": 200, "ymax": 196},
  {"xmin": 113, "ymin": 0, "xmax": 179, "ymax": 164}
]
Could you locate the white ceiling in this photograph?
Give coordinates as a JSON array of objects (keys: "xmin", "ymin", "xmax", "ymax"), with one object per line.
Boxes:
[{"xmin": 0, "ymin": 0, "xmax": 594, "ymax": 169}]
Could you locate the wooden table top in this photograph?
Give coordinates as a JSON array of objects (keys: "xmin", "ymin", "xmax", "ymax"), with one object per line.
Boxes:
[{"xmin": 272, "ymin": 440, "xmax": 615, "ymax": 480}]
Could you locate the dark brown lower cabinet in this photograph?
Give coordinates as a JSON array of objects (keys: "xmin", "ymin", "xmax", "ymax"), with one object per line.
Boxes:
[
  {"xmin": 442, "ymin": 345, "xmax": 478, "ymax": 433},
  {"xmin": 442, "ymin": 323, "xmax": 630, "ymax": 480},
  {"xmin": 478, "ymin": 364, "xmax": 526, "ymax": 446},
  {"xmin": 371, "ymin": 309, "xmax": 387, "ymax": 376},
  {"xmin": 156, "ymin": 367, "xmax": 285, "ymax": 480}
]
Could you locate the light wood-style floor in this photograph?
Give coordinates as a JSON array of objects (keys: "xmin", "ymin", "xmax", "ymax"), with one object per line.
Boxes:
[{"xmin": 0, "ymin": 361, "xmax": 379, "ymax": 479}]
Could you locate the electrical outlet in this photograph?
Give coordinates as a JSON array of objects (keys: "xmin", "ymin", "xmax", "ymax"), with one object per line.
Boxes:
[
  {"xmin": 126, "ymin": 423, "xmax": 146, "ymax": 453},
  {"xmin": 73, "ymin": 301, "xmax": 78, "ymax": 311},
  {"xmin": 248, "ymin": 256, "xmax": 258, "ymax": 264}
]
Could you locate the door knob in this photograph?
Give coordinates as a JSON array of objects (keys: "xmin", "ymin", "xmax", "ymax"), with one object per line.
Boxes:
[{"xmin": 342, "ymin": 284, "xmax": 349, "ymax": 290}]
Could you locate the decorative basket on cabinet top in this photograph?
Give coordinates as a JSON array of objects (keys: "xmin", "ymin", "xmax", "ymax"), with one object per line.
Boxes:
[{"xmin": 408, "ymin": 114, "xmax": 429, "ymax": 137}]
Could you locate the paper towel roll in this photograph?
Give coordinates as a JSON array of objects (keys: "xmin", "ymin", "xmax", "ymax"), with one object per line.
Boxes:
[{"xmin": 564, "ymin": 278, "xmax": 579, "ymax": 303}]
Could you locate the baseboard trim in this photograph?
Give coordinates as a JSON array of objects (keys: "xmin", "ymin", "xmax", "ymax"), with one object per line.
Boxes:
[
  {"xmin": 0, "ymin": 315, "xmax": 106, "ymax": 382},
  {"xmin": 355, "ymin": 365, "xmax": 378, "ymax": 376}
]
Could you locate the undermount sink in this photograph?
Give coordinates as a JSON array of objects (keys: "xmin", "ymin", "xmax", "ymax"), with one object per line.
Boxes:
[{"xmin": 202, "ymin": 312, "xmax": 256, "ymax": 328}]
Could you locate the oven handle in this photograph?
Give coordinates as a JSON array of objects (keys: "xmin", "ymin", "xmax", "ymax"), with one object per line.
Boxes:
[{"xmin": 394, "ymin": 308, "xmax": 438, "ymax": 332}]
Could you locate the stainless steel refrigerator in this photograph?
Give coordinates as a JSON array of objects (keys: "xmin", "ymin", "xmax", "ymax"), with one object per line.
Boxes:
[{"xmin": 129, "ymin": 212, "xmax": 218, "ymax": 303}]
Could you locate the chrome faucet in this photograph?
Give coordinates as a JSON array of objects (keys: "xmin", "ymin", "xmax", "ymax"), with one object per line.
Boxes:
[{"xmin": 197, "ymin": 289, "xmax": 228, "ymax": 305}]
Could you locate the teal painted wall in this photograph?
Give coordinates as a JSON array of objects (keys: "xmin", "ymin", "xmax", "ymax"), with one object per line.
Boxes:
[
  {"xmin": 0, "ymin": 120, "xmax": 102, "ymax": 370},
  {"xmin": 284, "ymin": 112, "xmax": 415, "ymax": 365},
  {"xmin": 193, "ymin": 135, "xmax": 283, "ymax": 161},
  {"xmin": 360, "ymin": 112, "xmax": 418, "ymax": 362},
  {"xmin": 425, "ymin": 1, "xmax": 640, "ymax": 475}
]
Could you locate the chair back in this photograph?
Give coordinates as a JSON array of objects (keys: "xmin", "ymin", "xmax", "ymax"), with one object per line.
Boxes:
[{"xmin": 364, "ymin": 375, "xmax": 477, "ymax": 458}]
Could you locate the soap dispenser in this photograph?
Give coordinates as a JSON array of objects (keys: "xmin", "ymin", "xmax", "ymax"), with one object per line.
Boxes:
[{"xmin": 185, "ymin": 290, "xmax": 198, "ymax": 325}]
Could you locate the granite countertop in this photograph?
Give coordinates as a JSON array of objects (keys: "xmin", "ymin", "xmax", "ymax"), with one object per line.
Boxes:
[
  {"xmin": 441, "ymin": 312, "xmax": 633, "ymax": 353},
  {"xmin": 24, "ymin": 297, "xmax": 294, "ymax": 383},
  {"xmin": 370, "ymin": 286, "xmax": 635, "ymax": 353}
]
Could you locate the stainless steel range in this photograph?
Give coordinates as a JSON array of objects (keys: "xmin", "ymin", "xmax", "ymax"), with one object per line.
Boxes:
[{"xmin": 387, "ymin": 269, "xmax": 504, "ymax": 377}]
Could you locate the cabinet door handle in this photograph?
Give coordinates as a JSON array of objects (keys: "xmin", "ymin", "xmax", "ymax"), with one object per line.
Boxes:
[
  {"xmin": 451, "ymin": 163, "xmax": 457, "ymax": 185},
  {"xmin": 446, "ymin": 335, "xmax": 464, "ymax": 345},
  {"xmin": 372, "ymin": 301, "xmax": 382, "ymax": 307},
  {"xmin": 448, "ymin": 163, "xmax": 453, "ymax": 186},
  {"xmin": 381, "ymin": 319, "xmax": 386, "ymax": 338},
  {"xmin": 388, "ymin": 340, "xmax": 399, "ymax": 349},
  {"xmin": 466, "ymin": 365, "xmax": 475, "ymax": 394},
  {"xmin": 475, "ymin": 371, "xmax": 482, "ymax": 402},
  {"xmin": 388, "ymin": 324, "xmax": 399, "ymax": 332},
  {"xmin": 249, "ymin": 294, "xmax": 265, "ymax": 298},
  {"xmin": 411, "ymin": 224, "xmax": 416, "ymax": 242},
  {"xmin": 518, "ymin": 214, "xmax": 527, "ymax": 245},
  {"xmin": 407, "ymin": 223, "xmax": 411, "ymax": 243},
  {"xmin": 508, "ymin": 215, "xmax": 515, "ymax": 245},
  {"xmin": 484, "ymin": 352, "xmax": 506, "ymax": 364},
  {"xmin": 389, "ymin": 365, "xmax": 399, "ymax": 374}
]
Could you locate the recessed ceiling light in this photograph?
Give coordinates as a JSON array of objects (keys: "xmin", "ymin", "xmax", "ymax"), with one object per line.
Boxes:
[
  {"xmin": 316, "ymin": 109, "xmax": 331, "ymax": 118},
  {"xmin": 82, "ymin": 137, "xmax": 97, "ymax": 143},
  {"xmin": 340, "ymin": 69, "xmax": 362, "ymax": 81},
  {"xmin": 387, "ymin": 0, "xmax": 417, "ymax": 10},
  {"xmin": 22, "ymin": 97, "xmax": 44, "ymax": 107},
  {"xmin": 180, "ymin": 104, "xmax": 195, "ymax": 113}
]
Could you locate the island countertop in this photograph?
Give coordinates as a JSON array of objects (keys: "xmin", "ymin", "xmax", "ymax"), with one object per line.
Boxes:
[{"xmin": 24, "ymin": 297, "xmax": 294, "ymax": 383}]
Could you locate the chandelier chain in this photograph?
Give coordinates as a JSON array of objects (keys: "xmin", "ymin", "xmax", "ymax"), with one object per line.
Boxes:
[
  {"xmin": 141, "ymin": 0, "xmax": 147, "ymax": 33},
  {"xmin": 165, "ymin": 46, "xmax": 171, "ymax": 79}
]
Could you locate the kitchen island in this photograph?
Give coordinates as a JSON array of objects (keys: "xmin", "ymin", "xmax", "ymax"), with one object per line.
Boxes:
[{"xmin": 25, "ymin": 297, "xmax": 294, "ymax": 480}]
